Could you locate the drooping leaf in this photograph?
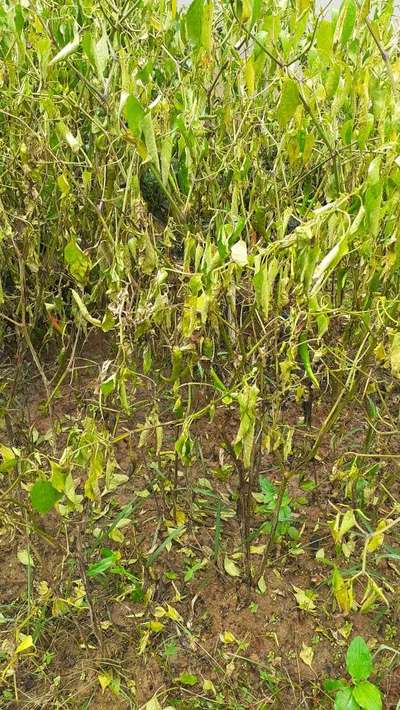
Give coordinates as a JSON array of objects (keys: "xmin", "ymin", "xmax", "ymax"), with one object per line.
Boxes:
[
  {"xmin": 17, "ymin": 549, "xmax": 35, "ymax": 567},
  {"xmin": 49, "ymin": 31, "xmax": 80, "ymax": 66}
]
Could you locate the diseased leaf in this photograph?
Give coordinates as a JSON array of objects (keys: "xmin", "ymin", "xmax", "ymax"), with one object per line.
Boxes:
[
  {"xmin": 231, "ymin": 239, "xmax": 248, "ymax": 266},
  {"xmin": 299, "ymin": 643, "xmax": 314, "ymax": 667}
]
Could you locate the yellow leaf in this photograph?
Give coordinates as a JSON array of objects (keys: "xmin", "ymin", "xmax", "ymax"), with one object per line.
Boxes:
[
  {"xmin": 250, "ymin": 545, "xmax": 266, "ymax": 555},
  {"xmin": 98, "ymin": 672, "xmax": 112, "ymax": 692},
  {"xmin": 16, "ymin": 634, "xmax": 34, "ymax": 654},
  {"xmin": 257, "ymin": 575, "xmax": 267, "ymax": 594},
  {"xmin": 147, "ymin": 621, "xmax": 164, "ymax": 632},
  {"xmin": 292, "ymin": 586, "xmax": 316, "ymax": 613},
  {"xmin": 166, "ymin": 604, "xmax": 182, "ymax": 622},
  {"xmin": 220, "ymin": 630, "xmax": 236, "ymax": 644},
  {"xmin": 175, "ymin": 509, "xmax": 186, "ymax": 526},
  {"xmin": 374, "ymin": 342, "xmax": 386, "ymax": 361},
  {"xmin": 145, "ymin": 696, "xmax": 162, "ymax": 710}
]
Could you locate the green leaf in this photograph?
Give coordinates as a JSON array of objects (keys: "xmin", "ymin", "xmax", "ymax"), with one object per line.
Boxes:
[
  {"xmin": 335, "ymin": 687, "xmax": 360, "ymax": 710},
  {"xmin": 346, "ymin": 637, "xmax": 373, "ymax": 683},
  {"xmin": 352, "ymin": 682, "xmax": 381, "ymax": 710},
  {"xmin": 124, "ymin": 95, "xmax": 145, "ymax": 138},
  {"xmin": 340, "ymin": 0, "xmax": 357, "ymax": 45},
  {"xmin": 177, "ymin": 672, "xmax": 198, "ymax": 686},
  {"xmin": 186, "ymin": 0, "xmax": 203, "ymax": 47},
  {"xmin": 87, "ymin": 554, "xmax": 118, "ymax": 577},
  {"xmin": 30, "ymin": 480, "xmax": 62, "ymax": 514},
  {"xmin": 323, "ymin": 679, "xmax": 348, "ymax": 692},
  {"xmin": 64, "ymin": 239, "xmax": 91, "ymax": 283},
  {"xmin": 298, "ymin": 333, "xmax": 319, "ymax": 388},
  {"xmin": 277, "ymin": 79, "xmax": 300, "ymax": 128}
]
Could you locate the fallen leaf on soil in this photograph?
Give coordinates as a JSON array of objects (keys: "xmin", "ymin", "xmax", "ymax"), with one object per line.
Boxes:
[
  {"xmin": 299, "ymin": 643, "xmax": 314, "ymax": 668},
  {"xmin": 224, "ymin": 555, "xmax": 241, "ymax": 577}
]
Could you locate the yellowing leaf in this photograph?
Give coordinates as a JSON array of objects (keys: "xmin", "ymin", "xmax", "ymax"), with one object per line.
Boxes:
[
  {"xmin": 220, "ymin": 630, "xmax": 236, "ymax": 644},
  {"xmin": 224, "ymin": 555, "xmax": 241, "ymax": 577},
  {"xmin": 175, "ymin": 509, "xmax": 186, "ymax": 526},
  {"xmin": 64, "ymin": 239, "xmax": 91, "ymax": 284},
  {"xmin": 98, "ymin": 672, "xmax": 112, "ymax": 691},
  {"xmin": 277, "ymin": 79, "xmax": 300, "ymax": 128},
  {"xmin": 17, "ymin": 549, "xmax": 34, "ymax": 567},
  {"xmin": 299, "ymin": 643, "xmax": 314, "ymax": 667},
  {"xmin": 244, "ymin": 56, "xmax": 255, "ymax": 95},
  {"xmin": 16, "ymin": 634, "xmax": 34, "ymax": 654},
  {"xmin": 166, "ymin": 604, "xmax": 182, "ymax": 622},
  {"xmin": 332, "ymin": 567, "xmax": 353, "ymax": 614},
  {"xmin": 147, "ymin": 621, "xmax": 165, "ymax": 632},
  {"xmin": 390, "ymin": 333, "xmax": 400, "ymax": 377},
  {"xmin": 203, "ymin": 678, "xmax": 217, "ymax": 695},
  {"xmin": 257, "ymin": 575, "xmax": 267, "ymax": 594},
  {"xmin": 367, "ymin": 520, "xmax": 386, "ymax": 552},
  {"xmin": 292, "ymin": 586, "xmax": 316, "ymax": 613}
]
